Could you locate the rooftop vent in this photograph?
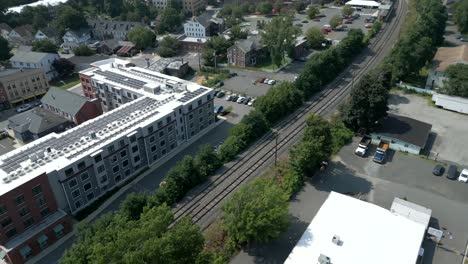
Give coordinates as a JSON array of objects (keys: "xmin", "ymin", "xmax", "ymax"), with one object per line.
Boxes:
[
  {"xmin": 2, "ymin": 176, "xmax": 11, "ymax": 183},
  {"xmin": 318, "ymin": 254, "xmax": 331, "ymax": 264},
  {"xmin": 332, "ymin": 235, "xmax": 341, "ymax": 246}
]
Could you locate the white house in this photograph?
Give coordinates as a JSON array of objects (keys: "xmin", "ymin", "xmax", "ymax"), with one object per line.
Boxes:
[
  {"xmin": 0, "ymin": 23, "xmax": 12, "ymax": 40},
  {"xmin": 9, "ymin": 51, "xmax": 60, "ymax": 81},
  {"xmin": 426, "ymin": 44, "xmax": 468, "ymax": 89},
  {"xmin": 34, "ymin": 26, "xmax": 61, "ymax": 44},
  {"xmin": 183, "ymin": 10, "xmax": 223, "ymax": 38},
  {"xmin": 62, "ymin": 28, "xmax": 91, "ymax": 49},
  {"xmin": 370, "ymin": 114, "xmax": 432, "ymax": 155},
  {"xmin": 8, "ymin": 25, "xmax": 34, "ymax": 45}
]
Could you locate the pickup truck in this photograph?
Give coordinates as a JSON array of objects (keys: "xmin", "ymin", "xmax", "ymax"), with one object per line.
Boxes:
[
  {"xmin": 373, "ymin": 141, "xmax": 389, "ymax": 164},
  {"xmin": 355, "ymin": 136, "xmax": 371, "ymax": 157}
]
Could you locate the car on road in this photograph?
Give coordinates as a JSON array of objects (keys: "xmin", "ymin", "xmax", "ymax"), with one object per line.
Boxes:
[
  {"xmin": 268, "ymin": 79, "xmax": 276, "ymax": 85},
  {"xmin": 317, "ymin": 13, "xmax": 326, "ymax": 18},
  {"xmin": 16, "ymin": 104, "xmax": 32, "ymax": 113},
  {"xmin": 313, "ymin": 18, "xmax": 320, "ymax": 22},
  {"xmin": 214, "ymin": 105, "xmax": 224, "ymax": 114},
  {"xmin": 432, "ymin": 165, "xmax": 444, "ymax": 176},
  {"xmin": 446, "ymin": 165, "xmax": 458, "ymax": 180},
  {"xmin": 458, "ymin": 169, "xmax": 468, "ymax": 182}
]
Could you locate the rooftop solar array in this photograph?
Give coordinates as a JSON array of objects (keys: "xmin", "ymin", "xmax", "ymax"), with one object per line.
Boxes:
[
  {"xmin": 178, "ymin": 88, "xmax": 208, "ymax": 103},
  {"xmin": 94, "ymin": 70, "xmax": 147, "ymax": 89},
  {"xmin": 0, "ymin": 97, "xmax": 159, "ymax": 174}
]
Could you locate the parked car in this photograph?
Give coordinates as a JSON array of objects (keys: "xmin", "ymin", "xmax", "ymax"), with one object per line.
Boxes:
[
  {"xmin": 258, "ymin": 77, "xmax": 266, "ymax": 83},
  {"xmin": 33, "ymin": 101, "xmax": 42, "ymax": 107},
  {"xmin": 268, "ymin": 79, "xmax": 276, "ymax": 85},
  {"xmin": 313, "ymin": 18, "xmax": 321, "ymax": 22},
  {"xmin": 264, "ymin": 78, "xmax": 270, "ymax": 84},
  {"xmin": 432, "ymin": 165, "xmax": 444, "ymax": 176},
  {"xmin": 244, "ymin": 97, "xmax": 251, "ymax": 105},
  {"xmin": 225, "ymin": 95, "xmax": 233, "ymax": 101},
  {"xmin": 446, "ymin": 165, "xmax": 458, "ymax": 180},
  {"xmin": 214, "ymin": 105, "xmax": 224, "ymax": 114},
  {"xmin": 302, "ymin": 20, "xmax": 308, "ymax": 23},
  {"xmin": 16, "ymin": 104, "xmax": 32, "ymax": 113},
  {"xmin": 237, "ymin": 96, "xmax": 246, "ymax": 104},
  {"xmin": 458, "ymin": 169, "xmax": 468, "ymax": 182},
  {"xmin": 355, "ymin": 135, "xmax": 371, "ymax": 157},
  {"xmin": 317, "ymin": 13, "xmax": 326, "ymax": 18},
  {"xmin": 229, "ymin": 72, "xmax": 238, "ymax": 77},
  {"xmin": 215, "ymin": 81, "xmax": 224, "ymax": 88},
  {"xmin": 365, "ymin": 23, "xmax": 372, "ymax": 28},
  {"xmin": 248, "ymin": 98, "xmax": 256, "ymax": 106},
  {"xmin": 217, "ymin": 91, "xmax": 225, "ymax": 98},
  {"xmin": 231, "ymin": 95, "xmax": 239, "ymax": 102}
]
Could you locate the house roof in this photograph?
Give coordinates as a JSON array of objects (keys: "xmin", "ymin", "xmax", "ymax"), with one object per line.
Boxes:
[
  {"xmin": 66, "ymin": 28, "xmax": 91, "ymax": 39},
  {"xmin": 41, "ymin": 87, "xmax": 89, "ymax": 116},
  {"xmin": 9, "ymin": 51, "xmax": 54, "ymax": 64},
  {"xmin": 8, "ymin": 107, "xmax": 70, "ymax": 134},
  {"xmin": 68, "ymin": 54, "xmax": 110, "ymax": 66},
  {"xmin": 0, "ymin": 23, "xmax": 12, "ymax": 32},
  {"xmin": 285, "ymin": 192, "xmax": 430, "ymax": 264},
  {"xmin": 192, "ymin": 10, "xmax": 217, "ymax": 28},
  {"xmin": 37, "ymin": 25, "xmax": 60, "ymax": 38},
  {"xmin": 373, "ymin": 113, "xmax": 432, "ymax": 148},
  {"xmin": 87, "ymin": 18, "xmax": 142, "ymax": 33},
  {"xmin": 12, "ymin": 25, "xmax": 34, "ymax": 37},
  {"xmin": 98, "ymin": 39, "xmax": 120, "ymax": 49},
  {"xmin": 433, "ymin": 44, "xmax": 468, "ymax": 72},
  {"xmin": 235, "ymin": 35, "xmax": 263, "ymax": 53}
]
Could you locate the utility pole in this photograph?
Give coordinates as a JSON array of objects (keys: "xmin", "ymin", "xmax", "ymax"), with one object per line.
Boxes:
[{"xmin": 272, "ymin": 130, "xmax": 279, "ymax": 167}]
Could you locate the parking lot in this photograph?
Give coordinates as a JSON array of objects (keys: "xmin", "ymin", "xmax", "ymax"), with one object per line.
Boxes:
[
  {"xmin": 388, "ymin": 91, "xmax": 468, "ymax": 166},
  {"xmin": 214, "ymin": 97, "xmax": 252, "ymax": 124}
]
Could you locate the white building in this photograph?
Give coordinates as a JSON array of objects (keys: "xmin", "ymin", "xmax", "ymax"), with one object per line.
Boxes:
[
  {"xmin": 183, "ymin": 10, "xmax": 224, "ymax": 38},
  {"xmin": 62, "ymin": 29, "xmax": 92, "ymax": 49},
  {"xmin": 0, "ymin": 58, "xmax": 216, "ymax": 215},
  {"xmin": 432, "ymin": 93, "xmax": 468, "ymax": 115},
  {"xmin": 285, "ymin": 192, "xmax": 431, "ymax": 264},
  {"xmin": 9, "ymin": 51, "xmax": 60, "ymax": 81}
]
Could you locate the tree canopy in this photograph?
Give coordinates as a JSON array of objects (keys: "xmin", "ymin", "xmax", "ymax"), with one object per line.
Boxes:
[
  {"xmin": 222, "ymin": 178, "xmax": 289, "ymax": 245},
  {"xmin": 72, "ymin": 45, "xmax": 96, "ymax": 56},
  {"xmin": 329, "ymin": 15, "xmax": 342, "ymax": 29},
  {"xmin": 261, "ymin": 16, "xmax": 300, "ymax": 66},
  {"xmin": 307, "ymin": 7, "xmax": 319, "ymax": 19},
  {"xmin": 157, "ymin": 7, "xmax": 184, "ymax": 33},
  {"xmin": 128, "ymin": 26, "xmax": 156, "ymax": 50},
  {"xmin": 0, "ymin": 36, "xmax": 12, "ymax": 61},
  {"xmin": 55, "ymin": 5, "xmax": 87, "ymax": 31},
  {"xmin": 52, "ymin": 58, "xmax": 75, "ymax": 77},
  {"xmin": 306, "ymin": 27, "xmax": 325, "ymax": 49},
  {"xmin": 441, "ymin": 63, "xmax": 468, "ymax": 98},
  {"xmin": 342, "ymin": 5, "xmax": 354, "ymax": 16},
  {"xmin": 157, "ymin": 36, "xmax": 180, "ymax": 57},
  {"xmin": 454, "ymin": 0, "xmax": 468, "ymax": 33},
  {"xmin": 32, "ymin": 39, "xmax": 58, "ymax": 53}
]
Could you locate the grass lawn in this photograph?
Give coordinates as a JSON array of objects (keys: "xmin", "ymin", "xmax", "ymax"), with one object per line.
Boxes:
[
  {"xmin": 50, "ymin": 73, "xmax": 80, "ymax": 90},
  {"xmin": 258, "ymin": 56, "xmax": 292, "ymax": 71}
]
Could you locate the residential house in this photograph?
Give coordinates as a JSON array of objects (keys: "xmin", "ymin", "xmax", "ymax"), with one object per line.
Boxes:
[
  {"xmin": 227, "ymin": 35, "xmax": 265, "ymax": 67},
  {"xmin": 370, "ymin": 113, "xmax": 432, "ymax": 155},
  {"xmin": 62, "ymin": 29, "xmax": 92, "ymax": 49},
  {"xmin": 95, "ymin": 39, "xmax": 120, "ymax": 55},
  {"xmin": 0, "ymin": 23, "xmax": 12, "ymax": 39},
  {"xmin": 41, "ymin": 87, "xmax": 103, "ymax": 125},
  {"xmin": 34, "ymin": 26, "xmax": 61, "ymax": 45},
  {"xmin": 426, "ymin": 44, "xmax": 468, "ymax": 89},
  {"xmin": 183, "ymin": 10, "xmax": 224, "ymax": 38},
  {"xmin": 87, "ymin": 19, "xmax": 142, "ymax": 41},
  {"xmin": 8, "ymin": 25, "xmax": 35, "ymax": 46},
  {"xmin": 9, "ymin": 51, "xmax": 60, "ymax": 81},
  {"xmin": 0, "ymin": 68, "xmax": 49, "ymax": 108},
  {"xmin": 148, "ymin": 0, "xmax": 205, "ymax": 14},
  {"xmin": 8, "ymin": 107, "xmax": 72, "ymax": 143}
]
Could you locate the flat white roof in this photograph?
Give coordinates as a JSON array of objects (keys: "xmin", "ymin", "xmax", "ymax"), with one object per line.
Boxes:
[
  {"xmin": 345, "ymin": 0, "xmax": 381, "ymax": 7},
  {"xmin": 285, "ymin": 192, "xmax": 429, "ymax": 264}
]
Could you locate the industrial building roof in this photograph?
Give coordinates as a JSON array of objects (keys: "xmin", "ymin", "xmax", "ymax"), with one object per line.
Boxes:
[
  {"xmin": 373, "ymin": 114, "xmax": 432, "ymax": 148},
  {"xmin": 285, "ymin": 192, "xmax": 430, "ymax": 264}
]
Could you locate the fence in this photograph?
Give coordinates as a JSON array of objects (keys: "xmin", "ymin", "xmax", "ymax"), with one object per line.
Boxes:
[{"xmin": 396, "ymin": 82, "xmax": 435, "ymax": 95}]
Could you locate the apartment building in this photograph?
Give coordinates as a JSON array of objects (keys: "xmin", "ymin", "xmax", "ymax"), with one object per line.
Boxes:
[
  {"xmin": 0, "ymin": 68, "xmax": 49, "ymax": 108},
  {"xmin": 148, "ymin": 0, "xmax": 205, "ymax": 14},
  {"xmin": 0, "ymin": 172, "xmax": 72, "ymax": 264},
  {"xmin": 0, "ymin": 58, "xmax": 214, "ymax": 219},
  {"xmin": 87, "ymin": 19, "xmax": 143, "ymax": 41}
]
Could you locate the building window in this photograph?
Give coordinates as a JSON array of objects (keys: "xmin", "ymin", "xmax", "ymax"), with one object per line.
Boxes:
[
  {"xmin": 119, "ymin": 139, "xmax": 125, "ymax": 147},
  {"xmin": 68, "ymin": 179, "xmax": 77, "ymax": 189},
  {"xmin": 32, "ymin": 185, "xmax": 42, "ymax": 196},
  {"xmin": 122, "ymin": 159, "xmax": 129, "ymax": 167},
  {"xmin": 72, "ymin": 189, "xmax": 81, "ymax": 199},
  {"xmin": 36, "ymin": 196, "xmax": 46, "ymax": 207},
  {"xmin": 86, "ymin": 192, "xmax": 95, "ymax": 201},
  {"xmin": 77, "ymin": 161, "xmax": 86, "ymax": 170},
  {"xmin": 94, "ymin": 154, "xmax": 102, "ymax": 163},
  {"xmin": 149, "ymin": 136, "xmax": 155, "ymax": 143},
  {"xmin": 20, "ymin": 246, "xmax": 32, "ymax": 260},
  {"xmin": 110, "ymin": 155, "xmax": 118, "ymax": 163},
  {"xmin": 84, "ymin": 182, "xmax": 92, "ymax": 191},
  {"xmin": 97, "ymin": 165, "xmax": 105, "ymax": 173},
  {"xmin": 151, "ymin": 145, "xmax": 157, "ymax": 152},
  {"xmin": 157, "ymin": 121, "xmax": 163, "ymax": 128},
  {"xmin": 19, "ymin": 206, "xmax": 30, "ymax": 217},
  {"xmin": 100, "ymin": 175, "xmax": 108, "ymax": 184},
  {"xmin": 81, "ymin": 172, "xmax": 89, "ymax": 181},
  {"xmin": 0, "ymin": 204, "xmax": 5, "ymax": 216},
  {"xmin": 15, "ymin": 194, "xmax": 25, "ymax": 205},
  {"xmin": 134, "ymin": 155, "xmax": 140, "ymax": 163},
  {"xmin": 148, "ymin": 126, "xmax": 154, "ymax": 133},
  {"xmin": 166, "ymin": 116, "xmax": 172, "ymax": 123},
  {"xmin": 189, "ymin": 114, "xmax": 193, "ymax": 120},
  {"xmin": 40, "ymin": 208, "xmax": 50, "ymax": 218},
  {"xmin": 125, "ymin": 169, "xmax": 131, "ymax": 176},
  {"xmin": 115, "ymin": 175, "xmax": 122, "ymax": 182},
  {"xmin": 53, "ymin": 224, "xmax": 64, "ymax": 238},
  {"xmin": 108, "ymin": 145, "xmax": 115, "ymax": 153},
  {"xmin": 161, "ymin": 149, "xmax": 167, "ymax": 155},
  {"xmin": 5, "ymin": 228, "xmax": 17, "ymax": 238},
  {"xmin": 120, "ymin": 150, "xmax": 127, "ymax": 157},
  {"xmin": 23, "ymin": 217, "xmax": 34, "ymax": 228},
  {"xmin": 37, "ymin": 235, "xmax": 48, "ymax": 249},
  {"xmin": 1, "ymin": 217, "xmax": 12, "ymax": 228},
  {"xmin": 64, "ymin": 168, "xmax": 74, "ymax": 177},
  {"xmin": 75, "ymin": 200, "xmax": 82, "ymax": 209},
  {"xmin": 112, "ymin": 165, "xmax": 119, "ymax": 173},
  {"xmin": 159, "ymin": 130, "xmax": 164, "ymax": 137},
  {"xmin": 132, "ymin": 145, "xmax": 138, "ymax": 153}
]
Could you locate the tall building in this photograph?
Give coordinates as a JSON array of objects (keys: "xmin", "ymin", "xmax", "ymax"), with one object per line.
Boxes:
[{"xmin": 0, "ymin": 59, "xmax": 215, "ymax": 263}]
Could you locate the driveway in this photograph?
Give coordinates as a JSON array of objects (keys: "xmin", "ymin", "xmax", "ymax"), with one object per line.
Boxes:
[
  {"xmin": 388, "ymin": 91, "xmax": 468, "ymax": 166},
  {"xmin": 231, "ymin": 138, "xmax": 468, "ymax": 264}
]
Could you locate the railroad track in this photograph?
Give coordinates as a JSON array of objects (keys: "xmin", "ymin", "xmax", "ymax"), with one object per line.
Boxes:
[{"xmin": 172, "ymin": 0, "xmax": 407, "ymax": 229}]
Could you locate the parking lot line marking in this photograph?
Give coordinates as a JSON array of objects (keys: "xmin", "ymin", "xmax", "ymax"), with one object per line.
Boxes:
[{"xmin": 0, "ymin": 144, "xmax": 6, "ymax": 149}]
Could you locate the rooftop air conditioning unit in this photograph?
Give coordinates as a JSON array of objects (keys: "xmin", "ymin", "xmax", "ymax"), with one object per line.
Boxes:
[
  {"xmin": 2, "ymin": 176, "xmax": 11, "ymax": 183},
  {"xmin": 318, "ymin": 254, "xmax": 331, "ymax": 264},
  {"xmin": 9, "ymin": 172, "xmax": 18, "ymax": 180},
  {"xmin": 332, "ymin": 235, "xmax": 341, "ymax": 245}
]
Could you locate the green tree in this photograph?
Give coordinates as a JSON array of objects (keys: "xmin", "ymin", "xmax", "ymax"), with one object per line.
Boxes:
[
  {"xmin": 222, "ymin": 178, "xmax": 289, "ymax": 245},
  {"xmin": 257, "ymin": 2, "xmax": 273, "ymax": 14},
  {"xmin": 119, "ymin": 192, "xmax": 148, "ymax": 221},
  {"xmin": 261, "ymin": 16, "xmax": 300, "ymax": 66},
  {"xmin": 32, "ymin": 39, "xmax": 58, "ymax": 53},
  {"xmin": 329, "ymin": 15, "xmax": 342, "ymax": 29},
  {"xmin": 128, "ymin": 26, "xmax": 156, "ymax": 50},
  {"xmin": 342, "ymin": 5, "xmax": 354, "ymax": 16},
  {"xmin": 306, "ymin": 27, "xmax": 325, "ymax": 49},
  {"xmin": 0, "ymin": 36, "xmax": 12, "ymax": 61},
  {"xmin": 55, "ymin": 5, "xmax": 87, "ymax": 31},
  {"xmin": 454, "ymin": 0, "xmax": 468, "ymax": 33},
  {"xmin": 303, "ymin": 114, "xmax": 333, "ymax": 155},
  {"xmin": 330, "ymin": 117, "xmax": 354, "ymax": 153},
  {"xmin": 157, "ymin": 7, "xmax": 183, "ymax": 33},
  {"xmin": 157, "ymin": 36, "xmax": 180, "ymax": 57},
  {"xmin": 202, "ymin": 48, "xmax": 215, "ymax": 66},
  {"xmin": 292, "ymin": 1, "xmax": 306, "ymax": 12},
  {"xmin": 194, "ymin": 144, "xmax": 222, "ymax": 179},
  {"xmin": 52, "ymin": 58, "xmax": 75, "ymax": 77},
  {"xmin": 441, "ymin": 63, "xmax": 468, "ymax": 98},
  {"xmin": 72, "ymin": 45, "xmax": 95, "ymax": 56},
  {"xmin": 206, "ymin": 36, "xmax": 231, "ymax": 57},
  {"xmin": 341, "ymin": 69, "xmax": 390, "ymax": 131},
  {"xmin": 230, "ymin": 25, "xmax": 248, "ymax": 40},
  {"xmin": 307, "ymin": 6, "xmax": 319, "ymax": 19}
]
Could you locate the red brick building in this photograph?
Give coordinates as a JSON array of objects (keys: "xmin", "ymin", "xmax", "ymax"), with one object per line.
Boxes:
[
  {"xmin": 0, "ymin": 173, "xmax": 72, "ymax": 264},
  {"xmin": 41, "ymin": 87, "xmax": 103, "ymax": 125},
  {"xmin": 227, "ymin": 35, "xmax": 265, "ymax": 68}
]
